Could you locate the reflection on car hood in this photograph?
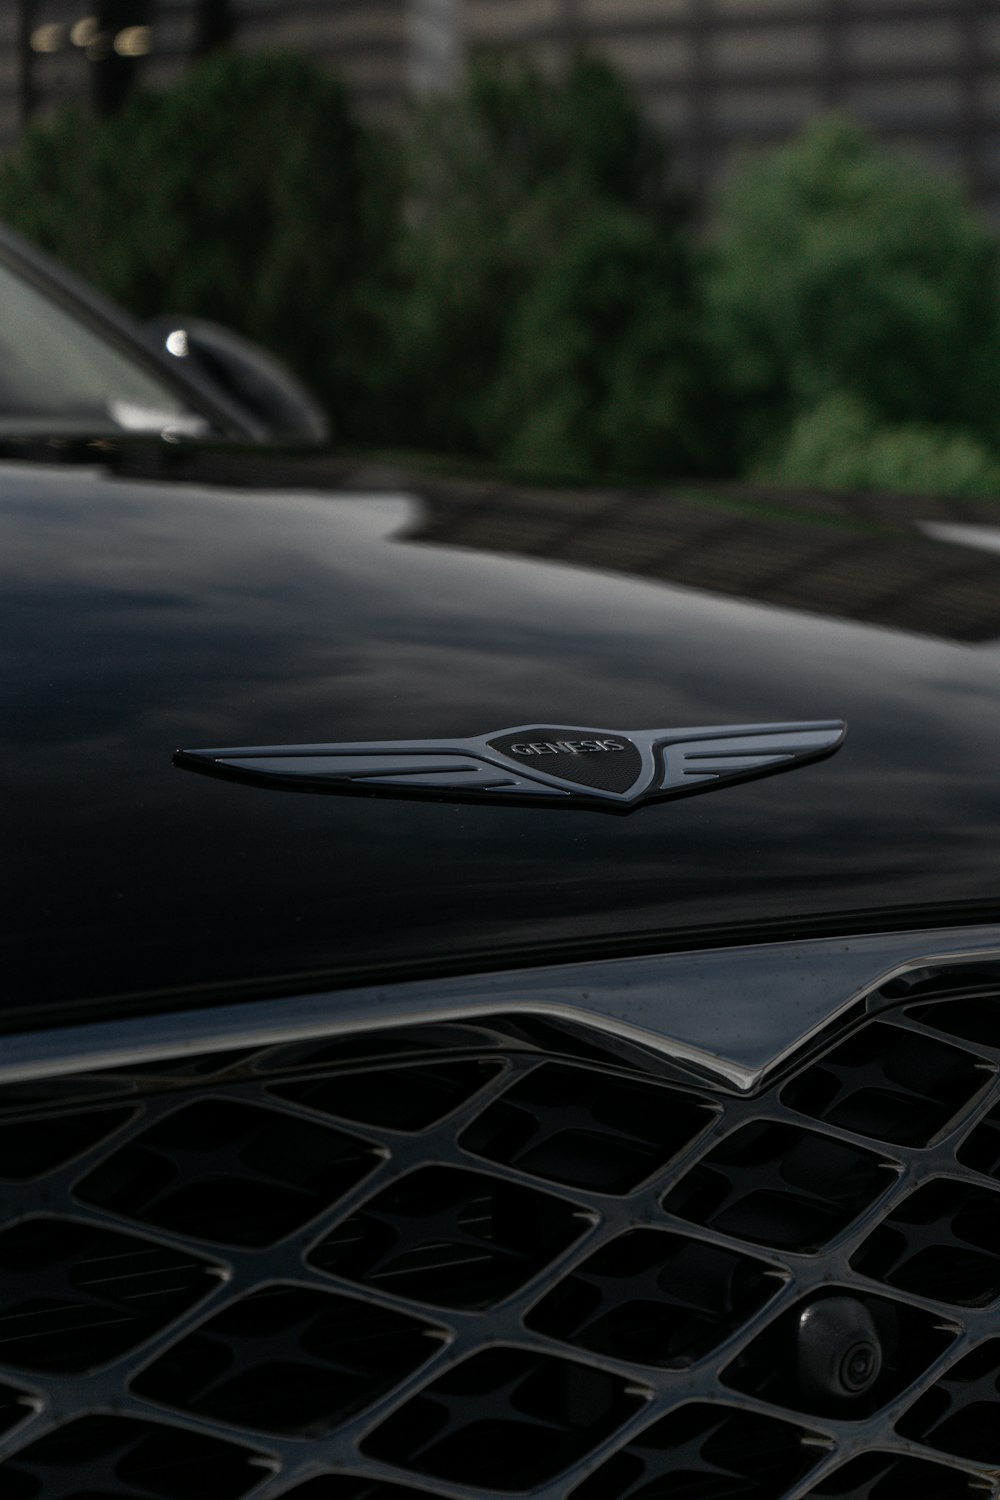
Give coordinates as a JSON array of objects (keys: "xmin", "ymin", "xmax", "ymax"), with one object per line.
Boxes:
[{"xmin": 5, "ymin": 439, "xmax": 1000, "ymax": 1024}]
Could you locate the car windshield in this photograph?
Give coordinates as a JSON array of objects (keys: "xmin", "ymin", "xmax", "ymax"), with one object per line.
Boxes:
[{"xmin": 0, "ymin": 256, "xmax": 208, "ymax": 437}]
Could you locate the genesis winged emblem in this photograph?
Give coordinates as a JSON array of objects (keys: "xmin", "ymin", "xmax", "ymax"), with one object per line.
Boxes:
[{"xmin": 175, "ymin": 719, "xmax": 846, "ymax": 812}]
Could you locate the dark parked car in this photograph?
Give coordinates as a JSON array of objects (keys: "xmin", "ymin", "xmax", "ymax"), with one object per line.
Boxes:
[{"xmin": 6, "ymin": 226, "xmax": 1000, "ymax": 1500}]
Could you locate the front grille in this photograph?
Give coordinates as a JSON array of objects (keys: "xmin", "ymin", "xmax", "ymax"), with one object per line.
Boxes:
[{"xmin": 3, "ymin": 982, "xmax": 1000, "ymax": 1498}]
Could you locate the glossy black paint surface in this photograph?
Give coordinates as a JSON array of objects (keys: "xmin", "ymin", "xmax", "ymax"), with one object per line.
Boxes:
[{"xmin": 6, "ymin": 440, "xmax": 1000, "ymax": 1020}]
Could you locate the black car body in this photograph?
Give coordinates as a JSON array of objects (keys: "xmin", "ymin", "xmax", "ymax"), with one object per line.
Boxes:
[{"xmin": 5, "ymin": 236, "xmax": 1000, "ymax": 1499}]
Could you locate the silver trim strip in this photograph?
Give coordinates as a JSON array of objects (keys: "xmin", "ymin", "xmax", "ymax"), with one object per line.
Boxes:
[{"xmin": 6, "ymin": 924, "xmax": 1000, "ymax": 1093}]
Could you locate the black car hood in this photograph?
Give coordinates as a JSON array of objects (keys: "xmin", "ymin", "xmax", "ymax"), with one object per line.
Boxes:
[{"xmin": 6, "ymin": 442, "xmax": 1000, "ymax": 1023}]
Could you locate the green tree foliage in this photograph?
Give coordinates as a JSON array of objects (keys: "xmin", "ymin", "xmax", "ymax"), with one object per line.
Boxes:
[
  {"xmin": 0, "ymin": 51, "xmax": 391, "ymax": 432},
  {"xmin": 707, "ymin": 117, "xmax": 1000, "ymax": 466},
  {"xmin": 3, "ymin": 51, "xmax": 999, "ymax": 500},
  {"xmin": 485, "ymin": 204, "xmax": 711, "ymax": 476},
  {"xmin": 756, "ymin": 393, "xmax": 1000, "ymax": 498},
  {"xmin": 381, "ymin": 52, "xmax": 706, "ymax": 471}
]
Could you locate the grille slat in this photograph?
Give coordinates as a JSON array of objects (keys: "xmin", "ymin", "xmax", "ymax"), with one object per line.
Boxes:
[
  {"xmin": 0, "ymin": 1219, "xmax": 220, "ymax": 1374},
  {"xmin": 802, "ymin": 1452, "xmax": 991, "ymax": 1498},
  {"xmin": 308, "ymin": 1164, "xmax": 589, "ymax": 1310},
  {"xmin": 660, "ymin": 1122, "xmax": 896, "ymax": 1252},
  {"xmin": 569, "ymin": 1403, "xmax": 828, "ymax": 1500},
  {"xmin": 896, "ymin": 1339, "xmax": 1000, "ymax": 1465},
  {"xmin": 2, "ymin": 1415, "xmax": 272, "ymax": 1500}
]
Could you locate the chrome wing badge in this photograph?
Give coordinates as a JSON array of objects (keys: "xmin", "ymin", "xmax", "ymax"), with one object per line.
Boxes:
[{"xmin": 175, "ymin": 720, "xmax": 845, "ymax": 811}]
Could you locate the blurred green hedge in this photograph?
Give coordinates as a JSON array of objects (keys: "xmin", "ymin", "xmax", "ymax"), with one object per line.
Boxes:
[
  {"xmin": 0, "ymin": 51, "xmax": 392, "ymax": 437},
  {"xmin": 371, "ymin": 51, "xmax": 716, "ymax": 473},
  {"xmin": 754, "ymin": 394, "xmax": 1000, "ymax": 497},
  {"xmin": 706, "ymin": 117, "xmax": 1000, "ymax": 485},
  {"xmin": 2, "ymin": 49, "xmax": 998, "ymax": 496}
]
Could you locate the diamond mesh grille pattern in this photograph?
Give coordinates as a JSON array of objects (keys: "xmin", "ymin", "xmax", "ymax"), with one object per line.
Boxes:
[
  {"xmin": 459, "ymin": 1062, "xmax": 715, "ymax": 1191},
  {"xmin": 0, "ymin": 1217, "xmax": 221, "ymax": 1373},
  {"xmin": 803, "ymin": 1452, "xmax": 987, "ymax": 1498},
  {"xmin": 308, "ymin": 1165, "xmax": 589, "ymax": 1309},
  {"xmin": 896, "ymin": 1338, "xmax": 1000, "ymax": 1464},
  {"xmin": 362, "ymin": 1347, "xmax": 645, "ymax": 1488},
  {"xmin": 76, "ymin": 1097, "xmax": 383, "ymax": 1246},
  {"xmin": 571, "ymin": 1402, "xmax": 825, "ymax": 1500},
  {"xmin": 132, "ymin": 1283, "xmax": 444, "ymax": 1438},
  {"xmin": 660, "ymin": 1121, "xmax": 895, "ymax": 1251},
  {"xmin": 851, "ymin": 1179, "xmax": 1000, "ymax": 1306},
  {"xmin": 0, "ymin": 995, "xmax": 1000, "ymax": 1497},
  {"xmin": 778, "ymin": 1022, "xmax": 988, "ymax": 1147},
  {"xmin": 525, "ymin": 1227, "xmax": 781, "ymax": 1368},
  {"xmin": 3, "ymin": 1415, "xmax": 271, "ymax": 1500},
  {"xmin": 723, "ymin": 1285, "xmax": 958, "ymax": 1419}
]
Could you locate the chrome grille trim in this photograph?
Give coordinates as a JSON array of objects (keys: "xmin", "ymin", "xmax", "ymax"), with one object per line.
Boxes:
[{"xmin": 6, "ymin": 923, "xmax": 1000, "ymax": 1094}]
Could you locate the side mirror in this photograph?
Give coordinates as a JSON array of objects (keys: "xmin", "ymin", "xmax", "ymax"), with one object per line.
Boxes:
[{"xmin": 144, "ymin": 316, "xmax": 330, "ymax": 444}]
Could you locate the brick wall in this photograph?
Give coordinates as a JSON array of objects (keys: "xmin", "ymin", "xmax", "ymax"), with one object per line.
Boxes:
[
  {"xmin": 2, "ymin": 0, "xmax": 997, "ymax": 221},
  {"xmin": 461, "ymin": 0, "xmax": 1000, "ymax": 220}
]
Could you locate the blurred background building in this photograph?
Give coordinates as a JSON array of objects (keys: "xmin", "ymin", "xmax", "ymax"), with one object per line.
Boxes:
[{"xmin": 2, "ymin": 0, "xmax": 997, "ymax": 217}]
